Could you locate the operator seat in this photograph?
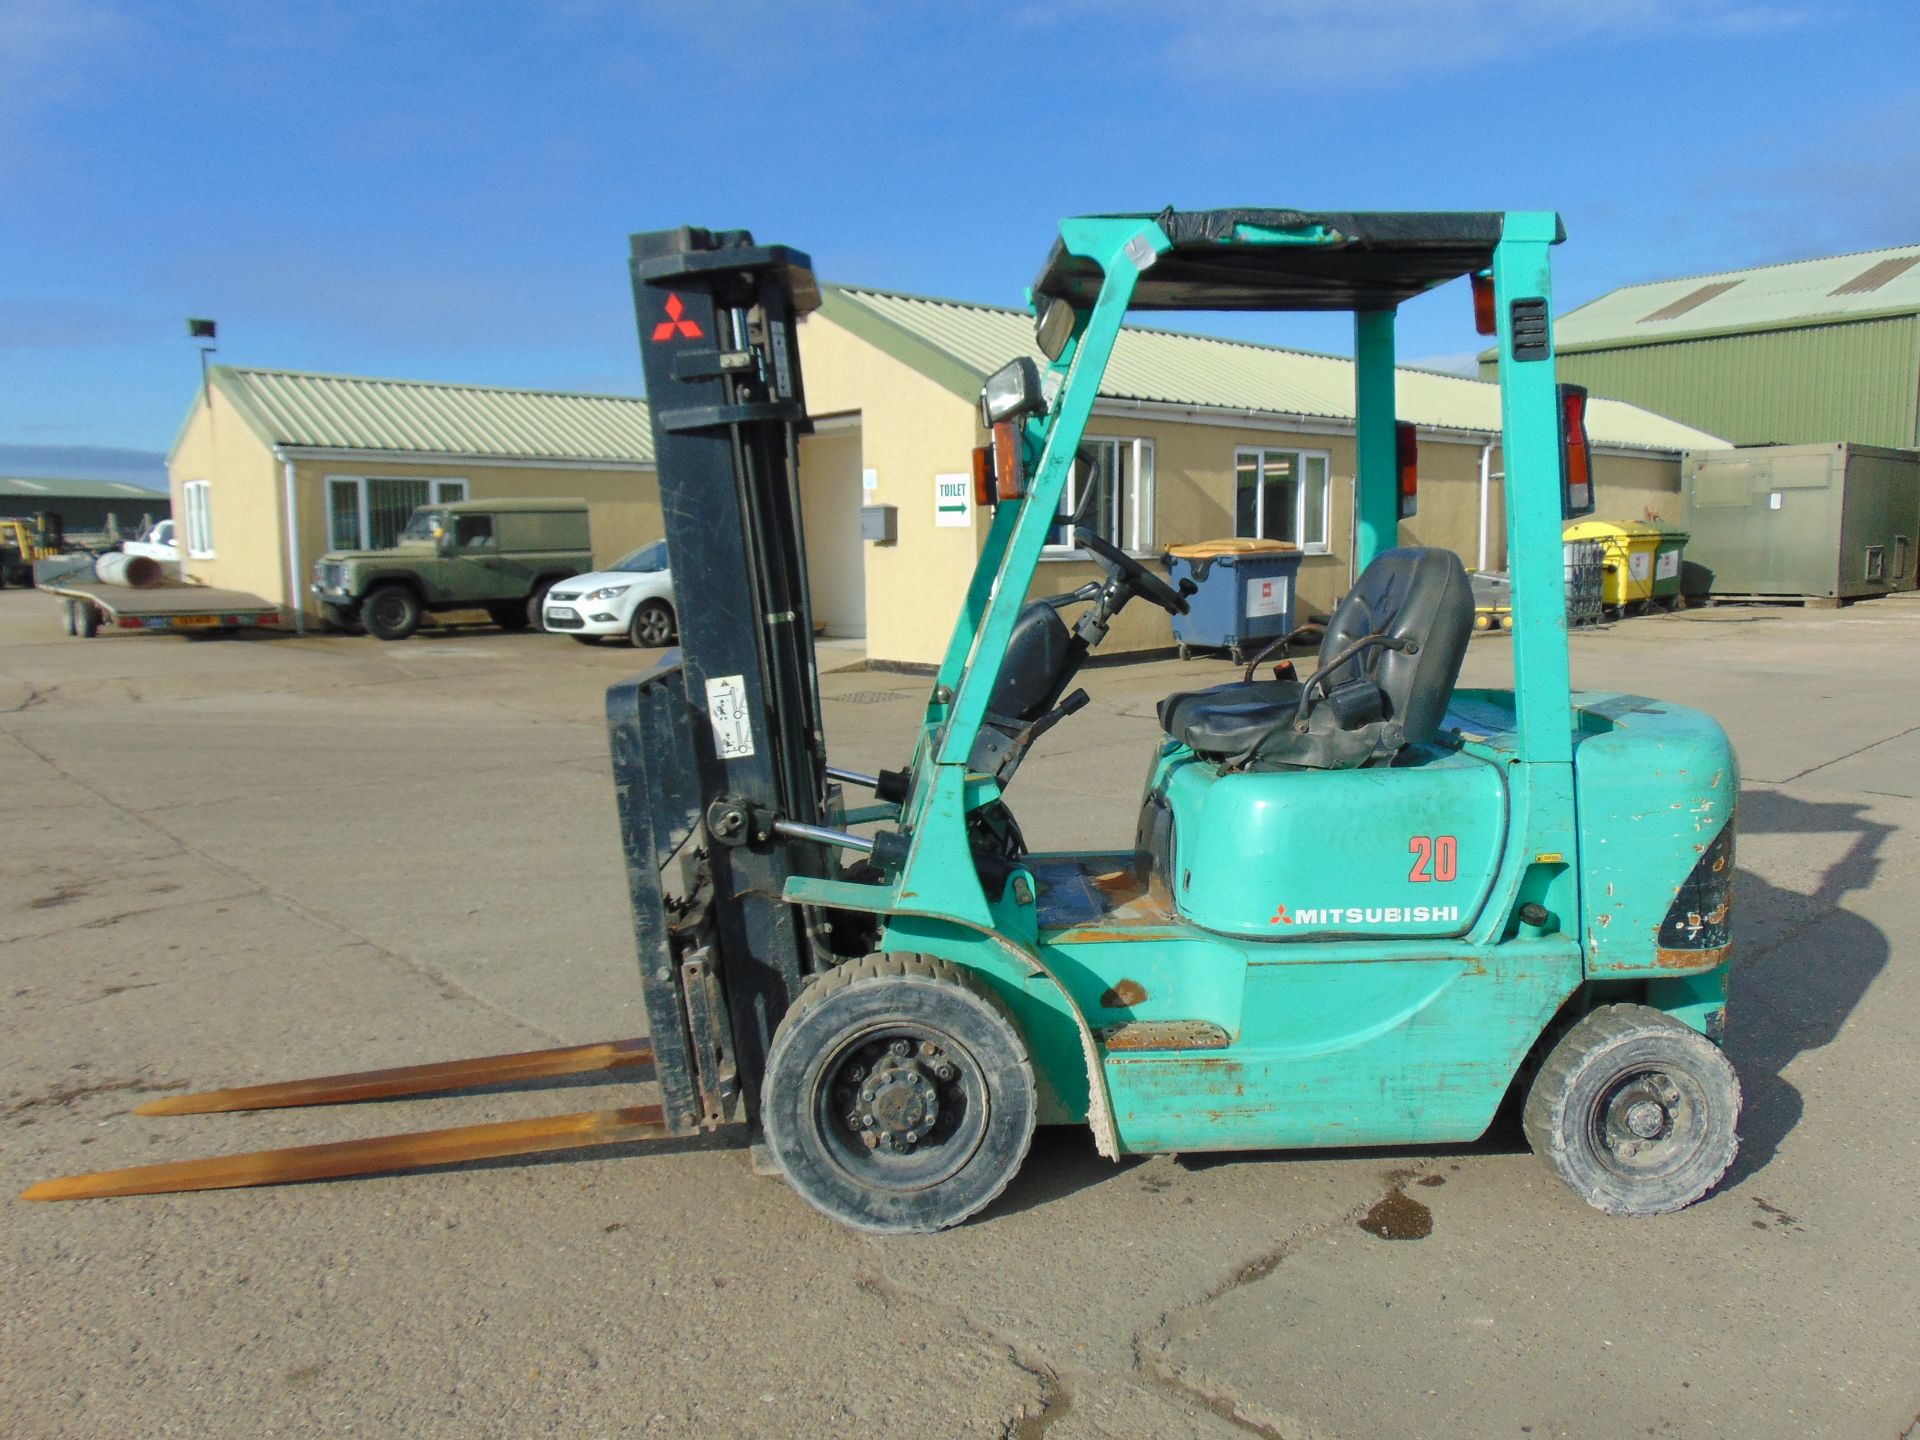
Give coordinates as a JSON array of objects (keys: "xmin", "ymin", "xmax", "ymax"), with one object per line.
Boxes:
[{"xmin": 1160, "ymin": 547, "xmax": 1473, "ymax": 771}]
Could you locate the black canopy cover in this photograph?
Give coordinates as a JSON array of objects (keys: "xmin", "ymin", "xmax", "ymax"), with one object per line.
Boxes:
[{"xmin": 1032, "ymin": 208, "xmax": 1559, "ymax": 313}]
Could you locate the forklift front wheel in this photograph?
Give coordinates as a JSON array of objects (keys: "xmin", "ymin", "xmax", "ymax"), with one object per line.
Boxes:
[
  {"xmin": 1523, "ymin": 1003, "xmax": 1740, "ymax": 1217},
  {"xmin": 761, "ymin": 953, "xmax": 1036, "ymax": 1235}
]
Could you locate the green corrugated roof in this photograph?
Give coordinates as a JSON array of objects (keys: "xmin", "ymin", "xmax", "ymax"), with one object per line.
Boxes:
[
  {"xmin": 1552, "ymin": 244, "xmax": 1920, "ymax": 352},
  {"xmin": 207, "ymin": 367, "xmax": 655, "ymax": 465},
  {"xmin": 0, "ymin": 475, "xmax": 170, "ymax": 501},
  {"xmin": 821, "ymin": 285, "xmax": 1725, "ymax": 454}
]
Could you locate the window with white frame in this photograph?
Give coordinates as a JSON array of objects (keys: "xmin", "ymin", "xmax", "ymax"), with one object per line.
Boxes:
[
  {"xmin": 326, "ymin": 476, "xmax": 468, "ymax": 550},
  {"xmin": 182, "ymin": 480, "xmax": 215, "ymax": 558},
  {"xmin": 1046, "ymin": 436, "xmax": 1154, "ymax": 555},
  {"xmin": 1234, "ymin": 447, "xmax": 1330, "ymax": 553}
]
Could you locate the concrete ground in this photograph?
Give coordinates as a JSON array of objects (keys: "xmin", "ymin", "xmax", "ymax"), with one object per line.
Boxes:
[{"xmin": 2, "ymin": 590, "xmax": 1917, "ymax": 1440}]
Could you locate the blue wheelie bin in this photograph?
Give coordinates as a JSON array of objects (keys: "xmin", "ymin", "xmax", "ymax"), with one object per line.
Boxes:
[{"xmin": 1163, "ymin": 538, "xmax": 1304, "ymax": 663}]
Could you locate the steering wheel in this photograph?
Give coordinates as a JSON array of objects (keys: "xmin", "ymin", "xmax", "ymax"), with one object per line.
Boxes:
[{"xmin": 1075, "ymin": 527, "xmax": 1191, "ymax": 615}]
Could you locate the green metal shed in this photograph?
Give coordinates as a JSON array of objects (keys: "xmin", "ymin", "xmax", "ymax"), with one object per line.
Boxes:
[
  {"xmin": 1680, "ymin": 443, "xmax": 1919, "ymax": 602},
  {"xmin": 1480, "ymin": 246, "xmax": 1920, "ymax": 449}
]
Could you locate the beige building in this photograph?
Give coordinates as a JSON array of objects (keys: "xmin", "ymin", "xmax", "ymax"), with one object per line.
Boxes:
[
  {"xmin": 797, "ymin": 286, "xmax": 1728, "ymax": 667},
  {"xmin": 169, "ymin": 295, "xmax": 1725, "ymax": 662},
  {"xmin": 167, "ymin": 367, "xmax": 665, "ymax": 628}
]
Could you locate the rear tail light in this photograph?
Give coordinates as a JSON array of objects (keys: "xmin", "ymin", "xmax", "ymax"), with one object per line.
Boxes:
[
  {"xmin": 1559, "ymin": 383, "xmax": 1595, "ymax": 518},
  {"xmin": 993, "ymin": 419, "xmax": 1024, "ymax": 501},
  {"xmin": 1396, "ymin": 421, "xmax": 1419, "ymax": 519},
  {"xmin": 1471, "ymin": 271, "xmax": 1497, "ymax": 336}
]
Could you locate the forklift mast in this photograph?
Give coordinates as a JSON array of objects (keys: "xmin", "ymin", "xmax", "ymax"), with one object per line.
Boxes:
[{"xmin": 606, "ymin": 227, "xmax": 832, "ymax": 1135}]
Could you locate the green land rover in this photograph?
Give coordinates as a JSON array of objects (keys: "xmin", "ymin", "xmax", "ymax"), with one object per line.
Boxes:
[{"xmin": 312, "ymin": 497, "xmax": 592, "ymax": 641}]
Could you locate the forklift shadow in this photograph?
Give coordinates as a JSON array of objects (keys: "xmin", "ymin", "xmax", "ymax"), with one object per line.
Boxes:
[{"xmin": 1717, "ymin": 786, "xmax": 1894, "ymax": 1188}]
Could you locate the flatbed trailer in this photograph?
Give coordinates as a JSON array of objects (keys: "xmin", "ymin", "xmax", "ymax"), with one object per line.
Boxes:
[{"xmin": 45, "ymin": 580, "xmax": 283, "ymax": 639}]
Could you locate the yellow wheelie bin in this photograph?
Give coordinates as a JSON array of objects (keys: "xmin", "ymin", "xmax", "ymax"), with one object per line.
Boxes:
[{"xmin": 1564, "ymin": 519, "xmax": 1673, "ymax": 614}]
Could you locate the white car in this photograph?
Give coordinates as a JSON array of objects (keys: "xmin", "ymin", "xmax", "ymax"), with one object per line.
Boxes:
[{"xmin": 541, "ymin": 540, "xmax": 677, "ymax": 647}]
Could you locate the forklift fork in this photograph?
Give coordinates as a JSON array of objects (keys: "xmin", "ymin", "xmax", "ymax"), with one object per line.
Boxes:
[{"xmin": 20, "ymin": 1037, "xmax": 687, "ymax": 1202}]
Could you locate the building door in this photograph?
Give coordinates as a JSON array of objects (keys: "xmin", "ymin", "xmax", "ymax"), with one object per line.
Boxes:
[{"xmin": 798, "ymin": 426, "xmax": 867, "ymax": 638}]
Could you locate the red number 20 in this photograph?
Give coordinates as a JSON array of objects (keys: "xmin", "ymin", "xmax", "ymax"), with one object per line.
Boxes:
[{"xmin": 1409, "ymin": 835, "xmax": 1458, "ymax": 883}]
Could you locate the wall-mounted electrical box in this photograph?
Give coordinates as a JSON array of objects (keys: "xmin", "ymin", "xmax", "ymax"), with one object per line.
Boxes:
[{"xmin": 860, "ymin": 505, "xmax": 898, "ymax": 545}]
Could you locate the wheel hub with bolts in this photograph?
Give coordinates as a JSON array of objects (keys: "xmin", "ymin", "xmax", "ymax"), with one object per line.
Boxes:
[
  {"xmin": 847, "ymin": 1041, "xmax": 951, "ymax": 1153},
  {"xmin": 1601, "ymin": 1070, "xmax": 1689, "ymax": 1162}
]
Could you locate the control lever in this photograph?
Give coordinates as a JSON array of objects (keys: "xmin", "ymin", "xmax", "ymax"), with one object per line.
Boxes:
[{"xmin": 1005, "ymin": 688, "xmax": 1090, "ymax": 768}]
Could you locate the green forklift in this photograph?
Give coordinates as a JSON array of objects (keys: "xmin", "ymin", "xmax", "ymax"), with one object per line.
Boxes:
[{"xmin": 26, "ymin": 211, "xmax": 1741, "ymax": 1237}]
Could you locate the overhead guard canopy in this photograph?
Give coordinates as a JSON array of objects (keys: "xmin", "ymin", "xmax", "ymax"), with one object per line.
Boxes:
[{"xmin": 1033, "ymin": 208, "xmax": 1562, "ymax": 313}]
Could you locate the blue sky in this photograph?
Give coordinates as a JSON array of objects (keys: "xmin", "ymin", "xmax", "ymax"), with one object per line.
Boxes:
[{"xmin": 3, "ymin": 0, "xmax": 1916, "ymax": 485}]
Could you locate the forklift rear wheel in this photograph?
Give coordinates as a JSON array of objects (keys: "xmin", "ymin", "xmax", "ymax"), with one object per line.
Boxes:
[
  {"xmin": 362, "ymin": 585, "xmax": 422, "ymax": 641},
  {"xmin": 762, "ymin": 953, "xmax": 1036, "ymax": 1234},
  {"xmin": 1523, "ymin": 1003, "xmax": 1740, "ymax": 1217}
]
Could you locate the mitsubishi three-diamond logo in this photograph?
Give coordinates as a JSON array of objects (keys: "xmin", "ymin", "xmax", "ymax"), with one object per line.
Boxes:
[{"xmin": 650, "ymin": 293, "xmax": 703, "ymax": 342}]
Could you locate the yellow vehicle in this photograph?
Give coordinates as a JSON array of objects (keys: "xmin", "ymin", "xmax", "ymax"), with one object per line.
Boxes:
[{"xmin": 0, "ymin": 516, "xmax": 66, "ymax": 587}]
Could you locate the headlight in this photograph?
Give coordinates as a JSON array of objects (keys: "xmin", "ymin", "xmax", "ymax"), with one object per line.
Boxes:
[
  {"xmin": 586, "ymin": 584, "xmax": 631, "ymax": 601},
  {"xmin": 978, "ymin": 357, "xmax": 1045, "ymax": 429}
]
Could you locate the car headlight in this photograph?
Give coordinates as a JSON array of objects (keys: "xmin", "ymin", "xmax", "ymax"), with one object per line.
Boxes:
[{"xmin": 585, "ymin": 584, "xmax": 631, "ymax": 601}]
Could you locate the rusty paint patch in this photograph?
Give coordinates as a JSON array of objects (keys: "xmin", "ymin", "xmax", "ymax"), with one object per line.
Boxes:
[
  {"xmin": 1089, "ymin": 868, "xmax": 1146, "ymax": 902},
  {"xmin": 1100, "ymin": 979, "xmax": 1148, "ymax": 1009},
  {"xmin": 1655, "ymin": 942, "xmax": 1733, "ymax": 971},
  {"xmin": 1098, "ymin": 1020, "xmax": 1231, "ymax": 1051}
]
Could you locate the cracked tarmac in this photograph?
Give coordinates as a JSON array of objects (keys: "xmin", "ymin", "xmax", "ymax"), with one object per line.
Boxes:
[{"xmin": 3, "ymin": 590, "xmax": 1919, "ymax": 1438}]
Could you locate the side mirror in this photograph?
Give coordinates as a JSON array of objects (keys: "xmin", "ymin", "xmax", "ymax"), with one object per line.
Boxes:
[
  {"xmin": 979, "ymin": 357, "xmax": 1046, "ymax": 429},
  {"xmin": 1034, "ymin": 295, "xmax": 1076, "ymax": 361}
]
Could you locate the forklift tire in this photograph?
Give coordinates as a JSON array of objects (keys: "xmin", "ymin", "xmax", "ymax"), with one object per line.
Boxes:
[
  {"xmin": 761, "ymin": 952, "xmax": 1036, "ymax": 1235},
  {"xmin": 362, "ymin": 585, "xmax": 422, "ymax": 641},
  {"xmin": 1523, "ymin": 1003, "xmax": 1740, "ymax": 1217}
]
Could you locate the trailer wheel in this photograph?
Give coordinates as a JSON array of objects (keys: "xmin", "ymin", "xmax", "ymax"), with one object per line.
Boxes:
[
  {"xmin": 362, "ymin": 585, "xmax": 422, "ymax": 641},
  {"xmin": 1523, "ymin": 1003, "xmax": 1740, "ymax": 1217},
  {"xmin": 75, "ymin": 603, "xmax": 98, "ymax": 639},
  {"xmin": 762, "ymin": 952, "xmax": 1035, "ymax": 1234},
  {"xmin": 62, "ymin": 601, "xmax": 77, "ymax": 636}
]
